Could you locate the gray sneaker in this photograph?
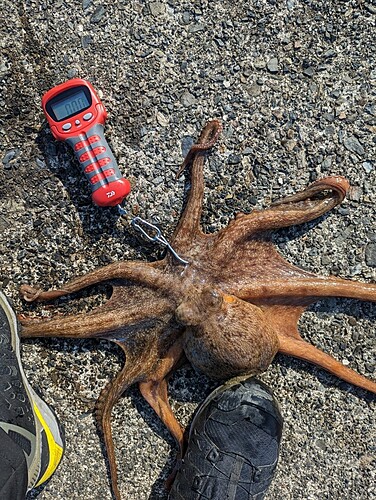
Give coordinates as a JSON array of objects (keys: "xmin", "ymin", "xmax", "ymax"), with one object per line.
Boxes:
[
  {"xmin": 0, "ymin": 291, "xmax": 64, "ymax": 493},
  {"xmin": 169, "ymin": 377, "xmax": 283, "ymax": 500}
]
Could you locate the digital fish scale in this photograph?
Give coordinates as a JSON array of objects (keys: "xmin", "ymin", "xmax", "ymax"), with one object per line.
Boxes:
[{"xmin": 42, "ymin": 78, "xmax": 131, "ymax": 207}]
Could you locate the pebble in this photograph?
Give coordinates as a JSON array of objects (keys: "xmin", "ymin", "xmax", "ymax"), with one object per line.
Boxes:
[
  {"xmin": 67, "ymin": 68, "xmax": 78, "ymax": 78},
  {"xmin": 188, "ymin": 24, "xmax": 205, "ymax": 33},
  {"xmin": 149, "ymin": 1, "xmax": 166, "ymax": 17},
  {"xmin": 287, "ymin": 0, "xmax": 296, "ymax": 10},
  {"xmin": 180, "ymin": 90, "xmax": 196, "ymax": 107},
  {"xmin": 156, "ymin": 112, "xmax": 169, "ymax": 127},
  {"xmin": 365, "ymin": 243, "xmax": 376, "ymax": 267},
  {"xmin": 2, "ymin": 149, "xmax": 19, "ymax": 166},
  {"xmin": 253, "ymin": 57, "xmax": 266, "ymax": 69},
  {"xmin": 81, "ymin": 35, "xmax": 93, "ymax": 48},
  {"xmin": 90, "ymin": 5, "xmax": 105, "ymax": 23},
  {"xmin": 227, "ymin": 153, "xmax": 241, "ymax": 165},
  {"xmin": 348, "ymin": 186, "xmax": 362, "ymax": 202},
  {"xmin": 303, "ymin": 66, "xmax": 315, "ymax": 77},
  {"xmin": 365, "ymin": 3, "xmax": 376, "ymax": 14},
  {"xmin": 181, "ymin": 136, "xmax": 194, "ymax": 156},
  {"xmin": 267, "ymin": 57, "xmax": 279, "ymax": 73},
  {"xmin": 181, "ymin": 11, "xmax": 192, "ymax": 25},
  {"xmin": 362, "ymin": 161, "xmax": 373, "ymax": 173},
  {"xmin": 343, "ymin": 135, "xmax": 365, "ymax": 156},
  {"xmin": 321, "ymin": 157, "xmax": 332, "ymax": 171},
  {"xmin": 249, "ymin": 82, "xmax": 262, "ymax": 96},
  {"xmin": 315, "ymin": 439, "xmax": 327, "ymax": 451},
  {"xmin": 365, "ymin": 363, "xmax": 375, "ymax": 373}
]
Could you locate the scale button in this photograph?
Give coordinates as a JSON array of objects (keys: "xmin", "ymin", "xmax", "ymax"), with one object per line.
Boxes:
[
  {"xmin": 93, "ymin": 146, "xmax": 106, "ymax": 155},
  {"xmin": 88, "ymin": 135, "xmax": 100, "ymax": 144},
  {"xmin": 98, "ymin": 157, "xmax": 111, "ymax": 167},
  {"xmin": 79, "ymin": 151, "xmax": 93, "ymax": 162},
  {"xmin": 91, "ymin": 172, "xmax": 104, "ymax": 184},
  {"xmin": 83, "ymin": 112, "xmax": 93, "ymax": 121},
  {"xmin": 74, "ymin": 140, "xmax": 88, "ymax": 151},
  {"xmin": 75, "ymin": 119, "xmax": 81, "ymax": 125},
  {"xmin": 62, "ymin": 122, "xmax": 72, "ymax": 131},
  {"xmin": 104, "ymin": 168, "xmax": 115, "ymax": 178}
]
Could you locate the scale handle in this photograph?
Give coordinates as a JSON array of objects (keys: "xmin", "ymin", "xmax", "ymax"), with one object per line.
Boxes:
[{"xmin": 66, "ymin": 123, "xmax": 130, "ymax": 207}]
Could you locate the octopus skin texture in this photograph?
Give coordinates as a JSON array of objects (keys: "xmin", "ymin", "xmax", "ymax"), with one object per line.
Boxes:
[{"xmin": 20, "ymin": 120, "xmax": 376, "ymax": 500}]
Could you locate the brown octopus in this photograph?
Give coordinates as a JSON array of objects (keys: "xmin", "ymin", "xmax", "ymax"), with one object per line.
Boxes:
[{"xmin": 20, "ymin": 120, "xmax": 376, "ymax": 500}]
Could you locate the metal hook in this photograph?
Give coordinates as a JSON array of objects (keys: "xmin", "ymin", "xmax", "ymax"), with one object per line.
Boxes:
[{"xmin": 131, "ymin": 216, "xmax": 189, "ymax": 265}]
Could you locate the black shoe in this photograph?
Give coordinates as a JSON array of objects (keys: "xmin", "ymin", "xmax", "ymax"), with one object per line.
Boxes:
[
  {"xmin": 169, "ymin": 377, "xmax": 283, "ymax": 500},
  {"xmin": 0, "ymin": 291, "xmax": 64, "ymax": 493}
]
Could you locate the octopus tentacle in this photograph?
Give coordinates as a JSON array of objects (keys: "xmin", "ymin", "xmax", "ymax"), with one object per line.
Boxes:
[
  {"xmin": 171, "ymin": 120, "xmax": 222, "ymax": 250},
  {"xmin": 214, "ymin": 176, "xmax": 349, "ymax": 247},
  {"xmin": 138, "ymin": 338, "xmax": 185, "ymax": 452},
  {"xmin": 278, "ymin": 334, "xmax": 376, "ymax": 393},
  {"xmin": 96, "ymin": 348, "xmax": 146, "ymax": 500},
  {"xmin": 20, "ymin": 298, "xmax": 173, "ymax": 339},
  {"xmin": 20, "ymin": 261, "xmax": 177, "ymax": 303},
  {"xmin": 237, "ymin": 276, "xmax": 376, "ymax": 304}
]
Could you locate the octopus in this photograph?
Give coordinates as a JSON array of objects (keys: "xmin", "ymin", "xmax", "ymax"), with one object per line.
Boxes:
[{"xmin": 20, "ymin": 120, "xmax": 376, "ymax": 500}]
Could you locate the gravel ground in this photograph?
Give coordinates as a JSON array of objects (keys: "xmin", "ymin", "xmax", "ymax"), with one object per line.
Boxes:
[{"xmin": 1, "ymin": 1, "xmax": 375, "ymax": 499}]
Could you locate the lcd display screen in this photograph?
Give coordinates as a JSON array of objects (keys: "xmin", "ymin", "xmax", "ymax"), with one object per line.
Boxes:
[{"xmin": 51, "ymin": 89, "xmax": 90, "ymax": 121}]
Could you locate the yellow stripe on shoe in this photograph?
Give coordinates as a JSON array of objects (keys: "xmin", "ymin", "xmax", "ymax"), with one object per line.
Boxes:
[{"xmin": 33, "ymin": 403, "xmax": 64, "ymax": 486}]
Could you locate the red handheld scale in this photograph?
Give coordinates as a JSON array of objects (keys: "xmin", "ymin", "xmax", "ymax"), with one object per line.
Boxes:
[{"xmin": 42, "ymin": 78, "xmax": 131, "ymax": 207}]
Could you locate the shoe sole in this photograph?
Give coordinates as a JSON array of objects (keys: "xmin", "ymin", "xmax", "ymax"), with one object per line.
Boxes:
[
  {"xmin": 170, "ymin": 376, "xmax": 283, "ymax": 500},
  {"xmin": 0, "ymin": 292, "xmax": 64, "ymax": 490}
]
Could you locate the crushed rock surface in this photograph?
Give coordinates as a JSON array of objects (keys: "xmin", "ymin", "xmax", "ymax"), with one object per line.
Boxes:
[{"xmin": 0, "ymin": 1, "xmax": 375, "ymax": 499}]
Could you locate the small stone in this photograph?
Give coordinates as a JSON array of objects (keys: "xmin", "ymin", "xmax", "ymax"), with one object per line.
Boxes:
[
  {"xmin": 0, "ymin": 62, "xmax": 10, "ymax": 78},
  {"xmin": 181, "ymin": 91, "xmax": 196, "ymax": 107},
  {"xmin": 90, "ymin": 5, "xmax": 105, "ymax": 23},
  {"xmin": 315, "ymin": 439, "xmax": 327, "ymax": 451},
  {"xmin": 2, "ymin": 149, "xmax": 18, "ymax": 165},
  {"xmin": 149, "ymin": 1, "xmax": 166, "ymax": 17},
  {"xmin": 181, "ymin": 11, "xmax": 192, "ymax": 24},
  {"xmin": 365, "ymin": 104, "xmax": 376, "ymax": 116},
  {"xmin": 321, "ymin": 157, "xmax": 332, "ymax": 171},
  {"xmin": 343, "ymin": 135, "xmax": 365, "ymax": 156},
  {"xmin": 282, "ymin": 139, "xmax": 297, "ymax": 151},
  {"xmin": 338, "ymin": 207, "xmax": 350, "ymax": 215},
  {"xmin": 362, "ymin": 161, "xmax": 373, "ymax": 173},
  {"xmin": 267, "ymin": 57, "xmax": 279, "ymax": 73},
  {"xmin": 67, "ymin": 68, "xmax": 78, "ymax": 78},
  {"xmin": 156, "ymin": 112, "xmax": 169, "ymax": 127},
  {"xmin": 348, "ymin": 186, "xmax": 362, "ymax": 202},
  {"xmin": 253, "ymin": 57, "xmax": 266, "ymax": 70},
  {"xmin": 181, "ymin": 136, "xmax": 194, "ymax": 157},
  {"xmin": 82, "ymin": 35, "xmax": 93, "ymax": 48},
  {"xmin": 249, "ymin": 83, "xmax": 262, "ymax": 96},
  {"xmin": 303, "ymin": 66, "xmax": 315, "ymax": 77},
  {"xmin": 365, "ymin": 3, "xmax": 376, "ymax": 14},
  {"xmin": 188, "ymin": 24, "xmax": 205, "ymax": 33},
  {"xmin": 152, "ymin": 176, "xmax": 164, "ymax": 186},
  {"xmin": 348, "ymin": 317, "xmax": 357, "ymax": 326},
  {"xmin": 365, "ymin": 363, "xmax": 375, "ymax": 373},
  {"xmin": 82, "ymin": 0, "xmax": 92, "ymax": 9},
  {"xmin": 323, "ymin": 49, "xmax": 337, "ymax": 59},
  {"xmin": 227, "ymin": 154, "xmax": 241, "ymax": 165},
  {"xmin": 365, "ymin": 243, "xmax": 376, "ymax": 267},
  {"xmin": 35, "ymin": 158, "xmax": 46, "ymax": 169}
]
